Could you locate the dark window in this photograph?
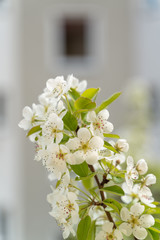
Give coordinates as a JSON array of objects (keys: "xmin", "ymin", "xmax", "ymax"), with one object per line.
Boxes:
[{"xmin": 62, "ymin": 18, "xmax": 88, "ymax": 57}]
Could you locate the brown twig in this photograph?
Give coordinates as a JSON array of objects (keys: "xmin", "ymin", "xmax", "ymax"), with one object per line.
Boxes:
[{"xmin": 88, "ymin": 164, "xmax": 116, "ymax": 228}]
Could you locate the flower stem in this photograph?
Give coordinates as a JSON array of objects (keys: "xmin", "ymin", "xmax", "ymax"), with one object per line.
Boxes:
[{"xmin": 88, "ymin": 164, "xmax": 116, "ymax": 228}]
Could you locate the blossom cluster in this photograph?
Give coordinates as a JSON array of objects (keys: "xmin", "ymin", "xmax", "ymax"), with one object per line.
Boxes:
[{"xmin": 19, "ymin": 75, "xmax": 159, "ymax": 240}]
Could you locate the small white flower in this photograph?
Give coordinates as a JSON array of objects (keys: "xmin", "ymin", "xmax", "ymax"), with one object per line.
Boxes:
[
  {"xmin": 48, "ymin": 191, "xmax": 79, "ymax": 239},
  {"xmin": 136, "ymin": 159, "xmax": 148, "ymax": 175},
  {"xmin": 18, "ymin": 104, "xmax": 44, "ymax": 130},
  {"xmin": 119, "ymin": 203, "xmax": 155, "ymax": 239},
  {"xmin": 121, "ymin": 183, "xmax": 155, "ymax": 208},
  {"xmin": 143, "ymin": 174, "xmax": 156, "ymax": 186},
  {"xmin": 42, "ymin": 113, "xmax": 63, "ymax": 144},
  {"xmin": 95, "ymin": 221, "xmax": 123, "ymax": 240},
  {"xmin": 115, "ymin": 139, "xmax": 129, "ymax": 153},
  {"xmin": 45, "ymin": 143, "xmax": 71, "ymax": 180},
  {"xmin": 87, "ymin": 110, "xmax": 114, "ymax": 138},
  {"xmin": 66, "ymin": 127, "xmax": 104, "ymax": 165},
  {"xmin": 125, "ymin": 156, "xmax": 139, "ymax": 188},
  {"xmin": 46, "ymin": 76, "xmax": 69, "ymax": 99},
  {"xmin": 67, "ymin": 74, "xmax": 87, "ymax": 92}
]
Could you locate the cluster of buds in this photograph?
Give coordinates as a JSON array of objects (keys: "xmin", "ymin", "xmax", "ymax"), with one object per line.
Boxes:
[{"xmin": 19, "ymin": 75, "xmax": 160, "ymax": 240}]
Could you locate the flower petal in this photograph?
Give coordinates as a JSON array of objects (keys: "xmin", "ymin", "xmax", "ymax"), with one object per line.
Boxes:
[
  {"xmin": 77, "ymin": 128, "xmax": 91, "ymax": 143},
  {"xmin": 119, "ymin": 222, "xmax": 132, "ymax": 236},
  {"xmin": 130, "ymin": 203, "xmax": 144, "ymax": 216},
  {"xmin": 66, "ymin": 138, "xmax": 81, "ymax": 150},
  {"xmin": 145, "ymin": 174, "xmax": 156, "ymax": 186},
  {"xmin": 139, "ymin": 214, "xmax": 155, "ymax": 228},
  {"xmin": 133, "ymin": 226, "xmax": 148, "ymax": 240},
  {"xmin": 77, "ymin": 80, "xmax": 87, "ymax": 92},
  {"xmin": 120, "ymin": 207, "xmax": 130, "ymax": 221},
  {"xmin": 87, "ymin": 111, "xmax": 96, "ymax": 122},
  {"xmin": 102, "ymin": 221, "xmax": 113, "ymax": 233},
  {"xmin": 89, "ymin": 136, "xmax": 104, "ymax": 149},
  {"xmin": 98, "ymin": 109, "xmax": 109, "ymax": 120},
  {"xmin": 22, "ymin": 106, "xmax": 33, "ymax": 120},
  {"xmin": 85, "ymin": 150, "xmax": 98, "ymax": 165}
]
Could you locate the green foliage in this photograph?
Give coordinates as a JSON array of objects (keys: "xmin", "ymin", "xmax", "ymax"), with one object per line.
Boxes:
[
  {"xmin": 81, "ymin": 88, "xmax": 100, "ymax": 99},
  {"xmin": 60, "ymin": 134, "xmax": 69, "ymax": 144},
  {"xmin": 100, "ymin": 185, "xmax": 124, "ymax": 196},
  {"xmin": 71, "ymin": 162, "xmax": 89, "ymax": 177},
  {"xmin": 104, "ymin": 141, "xmax": 118, "ymax": 153},
  {"xmin": 148, "ymin": 229, "xmax": 160, "ymax": 240},
  {"xmin": 95, "ymin": 92, "xmax": 121, "ymax": 113},
  {"xmin": 103, "ymin": 133, "xmax": 120, "ymax": 139},
  {"xmin": 63, "ymin": 111, "xmax": 78, "ymax": 131},
  {"xmin": 74, "ymin": 97, "xmax": 96, "ymax": 112},
  {"xmin": 27, "ymin": 125, "xmax": 42, "ymax": 137},
  {"xmin": 68, "ymin": 88, "xmax": 80, "ymax": 100},
  {"xmin": 149, "ymin": 219, "xmax": 160, "ymax": 233},
  {"xmin": 103, "ymin": 198, "xmax": 122, "ymax": 214},
  {"xmin": 87, "ymin": 220, "xmax": 96, "ymax": 240},
  {"xmin": 77, "ymin": 216, "xmax": 91, "ymax": 240}
]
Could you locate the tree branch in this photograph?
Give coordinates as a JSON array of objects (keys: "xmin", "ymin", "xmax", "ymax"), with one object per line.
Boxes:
[{"xmin": 88, "ymin": 164, "xmax": 116, "ymax": 228}]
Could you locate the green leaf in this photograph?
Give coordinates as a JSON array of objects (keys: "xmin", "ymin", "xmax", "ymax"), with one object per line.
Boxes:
[
  {"xmin": 79, "ymin": 204, "xmax": 90, "ymax": 219},
  {"xmin": 87, "ymin": 220, "xmax": 96, "ymax": 240},
  {"xmin": 62, "ymin": 111, "xmax": 78, "ymax": 131},
  {"xmin": 82, "ymin": 178, "xmax": 94, "ymax": 190},
  {"xmin": 74, "ymin": 97, "xmax": 96, "ymax": 112},
  {"xmin": 103, "ymin": 198, "xmax": 122, "ymax": 214},
  {"xmin": 146, "ymin": 207, "xmax": 160, "ymax": 215},
  {"xmin": 104, "ymin": 141, "xmax": 118, "ymax": 153},
  {"xmin": 148, "ymin": 229, "xmax": 160, "ymax": 240},
  {"xmin": 75, "ymin": 172, "xmax": 97, "ymax": 181},
  {"xmin": 77, "ymin": 216, "xmax": 91, "ymax": 240},
  {"xmin": 59, "ymin": 134, "xmax": 69, "ymax": 144},
  {"xmin": 68, "ymin": 88, "xmax": 80, "ymax": 100},
  {"xmin": 81, "ymin": 88, "xmax": 100, "ymax": 99},
  {"xmin": 95, "ymin": 92, "xmax": 121, "ymax": 113},
  {"xmin": 149, "ymin": 219, "xmax": 160, "ymax": 233},
  {"xmin": 89, "ymin": 187, "xmax": 100, "ymax": 201},
  {"xmin": 112, "ymin": 176, "xmax": 124, "ymax": 184},
  {"xmin": 100, "ymin": 185, "xmax": 124, "ymax": 196},
  {"xmin": 27, "ymin": 125, "xmax": 42, "ymax": 137},
  {"xmin": 103, "ymin": 133, "xmax": 120, "ymax": 139},
  {"xmin": 71, "ymin": 162, "xmax": 89, "ymax": 177}
]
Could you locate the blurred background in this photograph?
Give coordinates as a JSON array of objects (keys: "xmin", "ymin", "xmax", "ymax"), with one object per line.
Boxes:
[{"xmin": 0, "ymin": 0, "xmax": 160, "ymax": 239}]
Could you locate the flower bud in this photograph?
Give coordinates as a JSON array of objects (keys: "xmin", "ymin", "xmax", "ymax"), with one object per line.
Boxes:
[
  {"xmin": 136, "ymin": 159, "xmax": 148, "ymax": 175},
  {"xmin": 115, "ymin": 139, "xmax": 129, "ymax": 152}
]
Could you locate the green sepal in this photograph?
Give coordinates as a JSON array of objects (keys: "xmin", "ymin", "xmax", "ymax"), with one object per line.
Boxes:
[{"xmin": 103, "ymin": 198, "xmax": 122, "ymax": 214}]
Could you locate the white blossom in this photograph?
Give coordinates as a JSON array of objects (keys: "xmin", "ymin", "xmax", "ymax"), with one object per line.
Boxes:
[
  {"xmin": 95, "ymin": 221, "xmax": 123, "ymax": 240},
  {"xmin": 119, "ymin": 203, "xmax": 155, "ymax": 239},
  {"xmin": 66, "ymin": 128, "xmax": 104, "ymax": 165},
  {"xmin": 42, "ymin": 113, "xmax": 63, "ymax": 144},
  {"xmin": 18, "ymin": 104, "xmax": 44, "ymax": 130},
  {"xmin": 125, "ymin": 156, "xmax": 139, "ymax": 188},
  {"xmin": 115, "ymin": 139, "xmax": 129, "ymax": 153},
  {"xmin": 87, "ymin": 110, "xmax": 114, "ymax": 138},
  {"xmin": 47, "ymin": 191, "xmax": 79, "ymax": 239},
  {"xmin": 46, "ymin": 76, "xmax": 69, "ymax": 99},
  {"xmin": 121, "ymin": 183, "xmax": 155, "ymax": 208},
  {"xmin": 67, "ymin": 74, "xmax": 87, "ymax": 92},
  {"xmin": 45, "ymin": 143, "xmax": 71, "ymax": 180},
  {"xmin": 143, "ymin": 174, "xmax": 156, "ymax": 186},
  {"xmin": 136, "ymin": 159, "xmax": 148, "ymax": 175}
]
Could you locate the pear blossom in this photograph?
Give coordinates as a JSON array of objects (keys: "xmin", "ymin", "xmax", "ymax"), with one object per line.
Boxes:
[
  {"xmin": 47, "ymin": 191, "xmax": 79, "ymax": 239},
  {"xmin": 87, "ymin": 109, "xmax": 114, "ymax": 138},
  {"xmin": 67, "ymin": 74, "xmax": 87, "ymax": 92},
  {"xmin": 95, "ymin": 221, "xmax": 123, "ymax": 240},
  {"xmin": 18, "ymin": 104, "xmax": 44, "ymax": 130},
  {"xmin": 115, "ymin": 139, "xmax": 129, "ymax": 153},
  {"xmin": 143, "ymin": 174, "xmax": 156, "ymax": 186},
  {"xmin": 66, "ymin": 127, "xmax": 104, "ymax": 165},
  {"xmin": 119, "ymin": 203, "xmax": 155, "ymax": 239},
  {"xmin": 136, "ymin": 159, "xmax": 148, "ymax": 175},
  {"xmin": 46, "ymin": 76, "xmax": 69, "ymax": 99},
  {"xmin": 125, "ymin": 156, "xmax": 139, "ymax": 188},
  {"xmin": 45, "ymin": 143, "xmax": 71, "ymax": 180},
  {"xmin": 42, "ymin": 113, "xmax": 63, "ymax": 144},
  {"xmin": 121, "ymin": 183, "xmax": 155, "ymax": 208}
]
